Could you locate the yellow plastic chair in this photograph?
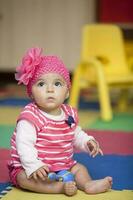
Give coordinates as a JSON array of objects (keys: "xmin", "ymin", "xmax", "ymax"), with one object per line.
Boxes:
[{"xmin": 69, "ymin": 24, "xmax": 133, "ymax": 121}]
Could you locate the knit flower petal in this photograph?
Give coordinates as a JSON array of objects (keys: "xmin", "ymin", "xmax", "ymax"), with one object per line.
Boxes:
[{"xmin": 15, "ymin": 47, "xmax": 43, "ymax": 85}]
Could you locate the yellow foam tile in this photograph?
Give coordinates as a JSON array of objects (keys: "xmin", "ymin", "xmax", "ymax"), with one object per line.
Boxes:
[
  {"xmin": 0, "ymin": 107, "xmax": 22, "ymax": 125},
  {"xmin": 0, "ymin": 107, "xmax": 98, "ymax": 127},
  {"xmin": 2, "ymin": 188, "xmax": 133, "ymax": 200},
  {"xmin": 78, "ymin": 110, "xmax": 99, "ymax": 128}
]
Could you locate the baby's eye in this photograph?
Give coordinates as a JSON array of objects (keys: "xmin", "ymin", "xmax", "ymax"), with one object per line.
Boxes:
[
  {"xmin": 38, "ymin": 81, "xmax": 45, "ymax": 87},
  {"xmin": 55, "ymin": 81, "xmax": 62, "ymax": 87}
]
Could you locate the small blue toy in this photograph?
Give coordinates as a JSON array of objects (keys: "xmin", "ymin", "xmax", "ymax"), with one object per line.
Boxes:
[{"xmin": 48, "ymin": 170, "xmax": 74, "ymax": 182}]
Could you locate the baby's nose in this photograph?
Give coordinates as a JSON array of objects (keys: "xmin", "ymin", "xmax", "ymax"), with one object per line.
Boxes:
[{"xmin": 47, "ymin": 84, "xmax": 54, "ymax": 92}]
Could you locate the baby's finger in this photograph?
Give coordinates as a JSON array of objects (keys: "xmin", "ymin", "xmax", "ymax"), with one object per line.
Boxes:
[
  {"xmin": 99, "ymin": 148, "xmax": 104, "ymax": 156},
  {"xmin": 92, "ymin": 149, "xmax": 99, "ymax": 157},
  {"xmin": 90, "ymin": 147, "xmax": 97, "ymax": 157},
  {"xmin": 37, "ymin": 170, "xmax": 46, "ymax": 181},
  {"xmin": 43, "ymin": 165, "xmax": 49, "ymax": 173},
  {"xmin": 32, "ymin": 172, "xmax": 38, "ymax": 180},
  {"xmin": 40, "ymin": 168, "xmax": 48, "ymax": 177},
  {"xmin": 92, "ymin": 148, "xmax": 103, "ymax": 157}
]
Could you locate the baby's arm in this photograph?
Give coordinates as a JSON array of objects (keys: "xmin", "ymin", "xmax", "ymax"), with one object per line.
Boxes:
[{"xmin": 16, "ymin": 120, "xmax": 49, "ymax": 179}]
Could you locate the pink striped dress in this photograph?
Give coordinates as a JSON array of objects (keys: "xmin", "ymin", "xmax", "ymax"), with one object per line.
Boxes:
[{"xmin": 9, "ymin": 102, "xmax": 78, "ymax": 173}]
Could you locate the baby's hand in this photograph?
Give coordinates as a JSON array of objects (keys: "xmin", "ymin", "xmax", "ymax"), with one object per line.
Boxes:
[
  {"xmin": 32, "ymin": 165, "xmax": 49, "ymax": 181},
  {"xmin": 87, "ymin": 139, "xmax": 103, "ymax": 157}
]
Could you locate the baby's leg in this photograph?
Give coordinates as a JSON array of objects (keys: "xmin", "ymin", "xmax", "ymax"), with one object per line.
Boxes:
[
  {"xmin": 17, "ymin": 170, "xmax": 77, "ymax": 196},
  {"xmin": 71, "ymin": 163, "xmax": 112, "ymax": 194}
]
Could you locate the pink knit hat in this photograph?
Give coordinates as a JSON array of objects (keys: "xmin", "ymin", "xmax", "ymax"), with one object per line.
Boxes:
[{"xmin": 15, "ymin": 48, "xmax": 71, "ymax": 96}]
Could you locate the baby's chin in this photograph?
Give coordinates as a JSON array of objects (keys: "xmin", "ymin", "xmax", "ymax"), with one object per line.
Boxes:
[{"xmin": 39, "ymin": 105, "xmax": 61, "ymax": 115}]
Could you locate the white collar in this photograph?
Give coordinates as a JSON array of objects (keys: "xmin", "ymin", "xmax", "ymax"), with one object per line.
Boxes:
[{"xmin": 39, "ymin": 108, "xmax": 65, "ymax": 121}]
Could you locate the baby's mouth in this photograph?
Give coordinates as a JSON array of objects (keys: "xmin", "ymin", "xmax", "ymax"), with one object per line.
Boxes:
[
  {"xmin": 47, "ymin": 97, "xmax": 55, "ymax": 101},
  {"xmin": 47, "ymin": 97, "xmax": 54, "ymax": 99}
]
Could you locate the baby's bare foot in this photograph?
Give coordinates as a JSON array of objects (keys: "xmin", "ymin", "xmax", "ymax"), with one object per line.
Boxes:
[
  {"xmin": 63, "ymin": 182, "xmax": 77, "ymax": 196},
  {"xmin": 84, "ymin": 176, "xmax": 113, "ymax": 194}
]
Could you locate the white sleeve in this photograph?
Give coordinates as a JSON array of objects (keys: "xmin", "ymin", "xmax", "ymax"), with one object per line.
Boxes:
[
  {"xmin": 73, "ymin": 126, "xmax": 95, "ymax": 153},
  {"xmin": 16, "ymin": 120, "xmax": 45, "ymax": 178}
]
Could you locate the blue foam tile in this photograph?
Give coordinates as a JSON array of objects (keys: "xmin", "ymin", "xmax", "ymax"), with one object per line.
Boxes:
[
  {"xmin": 0, "ymin": 182, "xmax": 12, "ymax": 198},
  {"xmin": 74, "ymin": 153, "xmax": 133, "ymax": 190},
  {"xmin": 0, "ymin": 182, "xmax": 12, "ymax": 192},
  {"xmin": 0, "ymin": 98, "xmax": 31, "ymax": 106}
]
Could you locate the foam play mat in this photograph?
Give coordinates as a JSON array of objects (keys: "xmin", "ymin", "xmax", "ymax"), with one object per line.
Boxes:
[{"xmin": 1, "ymin": 188, "xmax": 133, "ymax": 200}]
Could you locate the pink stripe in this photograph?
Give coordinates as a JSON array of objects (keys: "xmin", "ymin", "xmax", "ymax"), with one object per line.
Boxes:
[
  {"xmin": 43, "ymin": 127, "xmax": 75, "ymax": 134},
  {"xmin": 38, "ymin": 134, "xmax": 74, "ymax": 141},
  {"xmin": 38, "ymin": 151, "xmax": 73, "ymax": 158},
  {"xmin": 86, "ymin": 130, "xmax": 133, "ymax": 155},
  {"xmin": 36, "ymin": 140, "xmax": 73, "ymax": 147},
  {"xmin": 37, "ymin": 145, "xmax": 72, "ymax": 152}
]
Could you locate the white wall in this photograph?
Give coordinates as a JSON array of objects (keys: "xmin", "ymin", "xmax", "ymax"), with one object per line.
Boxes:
[{"xmin": 0, "ymin": 0, "xmax": 96, "ymax": 71}]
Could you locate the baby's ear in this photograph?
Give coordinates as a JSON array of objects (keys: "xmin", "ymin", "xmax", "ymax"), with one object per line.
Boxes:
[{"xmin": 65, "ymin": 91, "xmax": 69, "ymax": 100}]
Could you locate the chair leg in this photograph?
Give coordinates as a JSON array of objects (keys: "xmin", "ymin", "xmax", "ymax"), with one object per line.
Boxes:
[
  {"xmin": 97, "ymin": 72, "xmax": 113, "ymax": 121},
  {"xmin": 118, "ymin": 89, "xmax": 128, "ymax": 111},
  {"xmin": 69, "ymin": 65, "xmax": 81, "ymax": 108}
]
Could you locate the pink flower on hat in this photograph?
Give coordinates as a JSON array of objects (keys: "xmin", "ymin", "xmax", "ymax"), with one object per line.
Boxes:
[{"xmin": 15, "ymin": 48, "xmax": 43, "ymax": 85}]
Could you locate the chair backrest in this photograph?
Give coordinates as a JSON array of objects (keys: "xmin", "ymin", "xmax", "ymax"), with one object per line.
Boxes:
[{"xmin": 81, "ymin": 24, "xmax": 129, "ymax": 75}]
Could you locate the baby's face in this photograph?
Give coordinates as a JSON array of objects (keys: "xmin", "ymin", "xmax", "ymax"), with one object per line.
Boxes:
[{"xmin": 31, "ymin": 73, "xmax": 69, "ymax": 115}]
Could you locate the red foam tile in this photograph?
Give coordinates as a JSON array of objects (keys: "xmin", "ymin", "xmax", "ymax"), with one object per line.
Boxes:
[
  {"xmin": 0, "ymin": 149, "xmax": 10, "ymax": 182},
  {"xmin": 86, "ymin": 130, "xmax": 133, "ymax": 155}
]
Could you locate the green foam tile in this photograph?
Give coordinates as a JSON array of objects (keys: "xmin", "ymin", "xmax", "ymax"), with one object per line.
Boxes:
[
  {"xmin": 0, "ymin": 125, "xmax": 15, "ymax": 148},
  {"xmin": 89, "ymin": 113, "xmax": 133, "ymax": 132}
]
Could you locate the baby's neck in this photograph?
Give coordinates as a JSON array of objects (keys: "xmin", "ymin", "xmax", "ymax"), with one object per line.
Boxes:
[
  {"xmin": 39, "ymin": 107, "xmax": 65, "ymax": 121},
  {"xmin": 38, "ymin": 106, "xmax": 62, "ymax": 116}
]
